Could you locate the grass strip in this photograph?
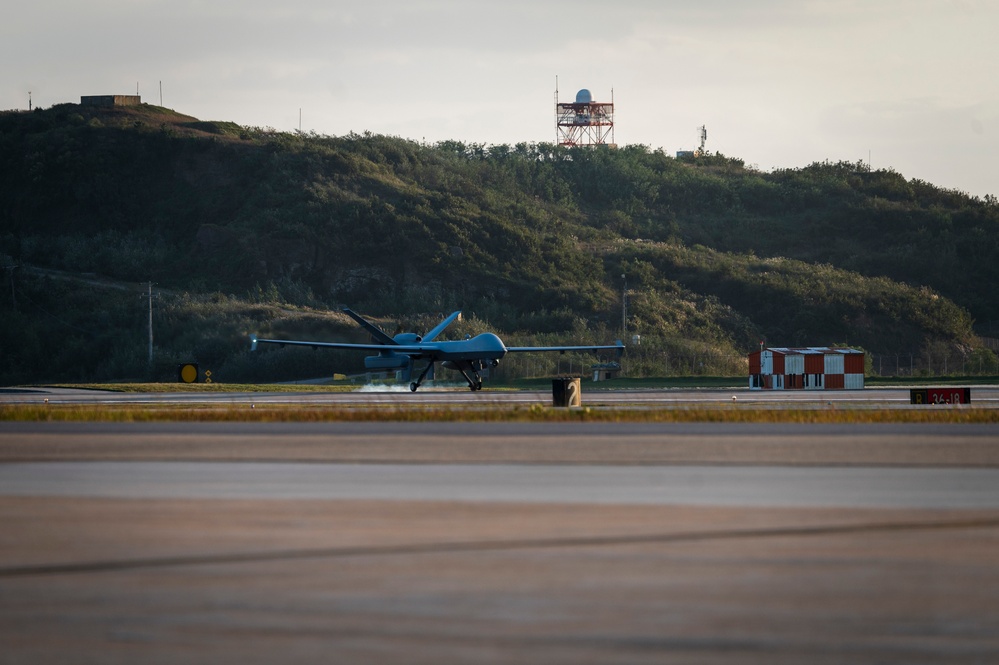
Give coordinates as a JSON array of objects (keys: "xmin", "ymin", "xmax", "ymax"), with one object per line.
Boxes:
[
  {"xmin": 34, "ymin": 383, "xmax": 358, "ymax": 393},
  {"xmin": 3, "ymin": 404, "xmax": 998, "ymax": 424}
]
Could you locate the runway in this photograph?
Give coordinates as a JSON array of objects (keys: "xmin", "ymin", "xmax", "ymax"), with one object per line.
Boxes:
[
  {"xmin": 2, "ymin": 394, "xmax": 999, "ymax": 663},
  {"xmin": 4, "ymin": 384, "xmax": 999, "ymax": 408},
  {"xmin": 4, "ymin": 461, "xmax": 999, "ymax": 509}
]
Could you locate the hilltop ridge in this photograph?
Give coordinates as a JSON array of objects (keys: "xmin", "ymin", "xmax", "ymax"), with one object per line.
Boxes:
[{"xmin": 1, "ymin": 102, "xmax": 996, "ymax": 382}]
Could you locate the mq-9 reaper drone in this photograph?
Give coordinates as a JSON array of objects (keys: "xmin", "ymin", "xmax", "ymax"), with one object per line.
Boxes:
[{"xmin": 251, "ymin": 307, "xmax": 624, "ymax": 392}]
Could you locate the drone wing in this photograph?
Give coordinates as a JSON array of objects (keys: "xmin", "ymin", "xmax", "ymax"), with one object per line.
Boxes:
[
  {"xmin": 250, "ymin": 336, "xmax": 428, "ymax": 354},
  {"xmin": 341, "ymin": 307, "xmax": 397, "ymax": 345},
  {"xmin": 422, "ymin": 311, "xmax": 462, "ymax": 342},
  {"xmin": 505, "ymin": 340, "xmax": 625, "ymax": 356}
]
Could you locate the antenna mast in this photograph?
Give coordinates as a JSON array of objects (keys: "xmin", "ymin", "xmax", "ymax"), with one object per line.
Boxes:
[
  {"xmin": 611, "ymin": 88, "xmax": 615, "ymax": 144},
  {"xmin": 554, "ymin": 76, "xmax": 559, "ymax": 144}
]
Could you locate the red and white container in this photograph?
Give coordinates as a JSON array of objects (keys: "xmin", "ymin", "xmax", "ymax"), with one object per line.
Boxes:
[{"xmin": 749, "ymin": 347, "xmax": 864, "ymax": 390}]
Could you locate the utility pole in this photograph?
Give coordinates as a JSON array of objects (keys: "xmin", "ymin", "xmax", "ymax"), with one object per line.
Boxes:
[
  {"xmin": 145, "ymin": 281, "xmax": 159, "ymax": 369},
  {"xmin": 621, "ymin": 273, "xmax": 627, "ymax": 338},
  {"xmin": 148, "ymin": 281, "xmax": 154, "ymax": 367},
  {"xmin": 5, "ymin": 265, "xmax": 16, "ymax": 310}
]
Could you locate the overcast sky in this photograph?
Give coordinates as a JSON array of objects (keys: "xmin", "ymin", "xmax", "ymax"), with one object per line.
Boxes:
[{"xmin": 4, "ymin": 0, "xmax": 996, "ymax": 197}]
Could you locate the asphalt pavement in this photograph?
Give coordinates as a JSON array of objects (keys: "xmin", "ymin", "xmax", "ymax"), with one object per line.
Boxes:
[{"xmin": 2, "ymin": 394, "xmax": 998, "ymax": 663}]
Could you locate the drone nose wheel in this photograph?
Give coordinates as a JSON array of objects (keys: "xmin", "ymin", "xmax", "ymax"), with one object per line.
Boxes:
[{"xmin": 410, "ymin": 382, "xmax": 418, "ymax": 392}]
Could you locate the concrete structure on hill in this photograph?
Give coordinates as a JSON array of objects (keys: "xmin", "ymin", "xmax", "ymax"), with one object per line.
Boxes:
[
  {"xmin": 80, "ymin": 95, "xmax": 141, "ymax": 107},
  {"xmin": 749, "ymin": 347, "xmax": 865, "ymax": 390}
]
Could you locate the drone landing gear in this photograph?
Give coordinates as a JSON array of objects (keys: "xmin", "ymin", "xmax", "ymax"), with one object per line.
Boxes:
[
  {"xmin": 410, "ymin": 362, "xmax": 435, "ymax": 392},
  {"xmin": 456, "ymin": 366, "xmax": 484, "ymax": 392}
]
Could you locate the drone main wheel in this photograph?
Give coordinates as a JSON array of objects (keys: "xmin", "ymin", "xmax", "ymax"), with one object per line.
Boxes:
[{"xmin": 410, "ymin": 382, "xmax": 418, "ymax": 392}]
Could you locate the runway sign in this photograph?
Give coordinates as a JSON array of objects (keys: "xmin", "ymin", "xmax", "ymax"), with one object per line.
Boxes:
[
  {"xmin": 910, "ymin": 387, "xmax": 971, "ymax": 405},
  {"xmin": 552, "ymin": 377, "xmax": 581, "ymax": 407},
  {"xmin": 178, "ymin": 363, "xmax": 199, "ymax": 383}
]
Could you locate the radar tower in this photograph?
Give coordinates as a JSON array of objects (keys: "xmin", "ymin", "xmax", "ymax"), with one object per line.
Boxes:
[{"xmin": 555, "ymin": 83, "xmax": 615, "ymax": 147}]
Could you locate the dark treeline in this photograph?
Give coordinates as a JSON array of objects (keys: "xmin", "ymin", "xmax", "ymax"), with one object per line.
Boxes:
[{"xmin": 1, "ymin": 103, "xmax": 996, "ymax": 383}]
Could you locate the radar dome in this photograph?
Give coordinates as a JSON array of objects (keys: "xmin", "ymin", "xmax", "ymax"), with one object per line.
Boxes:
[{"xmin": 575, "ymin": 89, "xmax": 592, "ymax": 104}]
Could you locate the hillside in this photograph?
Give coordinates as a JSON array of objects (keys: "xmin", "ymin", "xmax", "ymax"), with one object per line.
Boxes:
[{"xmin": 1, "ymin": 102, "xmax": 997, "ymax": 383}]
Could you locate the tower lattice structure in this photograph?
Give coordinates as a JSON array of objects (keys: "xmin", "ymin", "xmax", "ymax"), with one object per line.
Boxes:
[{"xmin": 555, "ymin": 88, "xmax": 614, "ymax": 147}]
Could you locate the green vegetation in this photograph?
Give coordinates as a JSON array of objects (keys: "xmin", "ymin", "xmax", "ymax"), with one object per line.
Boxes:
[
  {"xmin": 3, "ymin": 403, "xmax": 998, "ymax": 424},
  {"xmin": 38, "ymin": 382, "xmax": 358, "ymax": 393},
  {"xmin": 1, "ymin": 103, "xmax": 997, "ymax": 385}
]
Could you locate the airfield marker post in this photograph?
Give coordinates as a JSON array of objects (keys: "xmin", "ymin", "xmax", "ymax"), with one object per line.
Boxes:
[{"xmin": 552, "ymin": 377, "xmax": 581, "ymax": 407}]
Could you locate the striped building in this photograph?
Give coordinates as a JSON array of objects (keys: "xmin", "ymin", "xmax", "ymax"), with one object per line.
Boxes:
[{"xmin": 749, "ymin": 347, "xmax": 865, "ymax": 390}]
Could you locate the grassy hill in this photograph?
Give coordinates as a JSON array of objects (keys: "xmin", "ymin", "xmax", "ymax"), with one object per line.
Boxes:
[{"xmin": 1, "ymin": 102, "xmax": 997, "ymax": 384}]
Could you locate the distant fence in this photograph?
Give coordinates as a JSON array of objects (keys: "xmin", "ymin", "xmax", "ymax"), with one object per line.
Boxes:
[
  {"xmin": 975, "ymin": 320, "xmax": 999, "ymax": 338},
  {"xmin": 495, "ymin": 351, "xmax": 749, "ymax": 380},
  {"xmin": 869, "ymin": 352, "xmax": 998, "ymax": 377},
  {"xmin": 488, "ymin": 345, "xmax": 997, "ymax": 380}
]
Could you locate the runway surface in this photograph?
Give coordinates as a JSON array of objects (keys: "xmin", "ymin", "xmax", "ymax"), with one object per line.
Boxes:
[
  {"xmin": 2, "ymin": 392, "xmax": 999, "ymax": 663},
  {"xmin": 4, "ymin": 461, "xmax": 999, "ymax": 509},
  {"xmin": 4, "ymin": 384, "xmax": 999, "ymax": 408},
  {"xmin": 3, "ymin": 420, "xmax": 999, "ymax": 467}
]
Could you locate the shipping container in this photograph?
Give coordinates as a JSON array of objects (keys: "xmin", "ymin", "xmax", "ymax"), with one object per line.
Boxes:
[
  {"xmin": 804, "ymin": 352, "xmax": 825, "ymax": 374},
  {"xmin": 785, "ymin": 354, "xmax": 804, "ymax": 374},
  {"xmin": 824, "ymin": 353, "xmax": 845, "ymax": 374},
  {"xmin": 748, "ymin": 347, "xmax": 863, "ymax": 390},
  {"xmin": 773, "ymin": 352, "xmax": 785, "ymax": 375},
  {"xmin": 844, "ymin": 352, "xmax": 865, "ymax": 374},
  {"xmin": 761, "ymin": 351, "xmax": 773, "ymax": 375},
  {"xmin": 825, "ymin": 374, "xmax": 845, "ymax": 389}
]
